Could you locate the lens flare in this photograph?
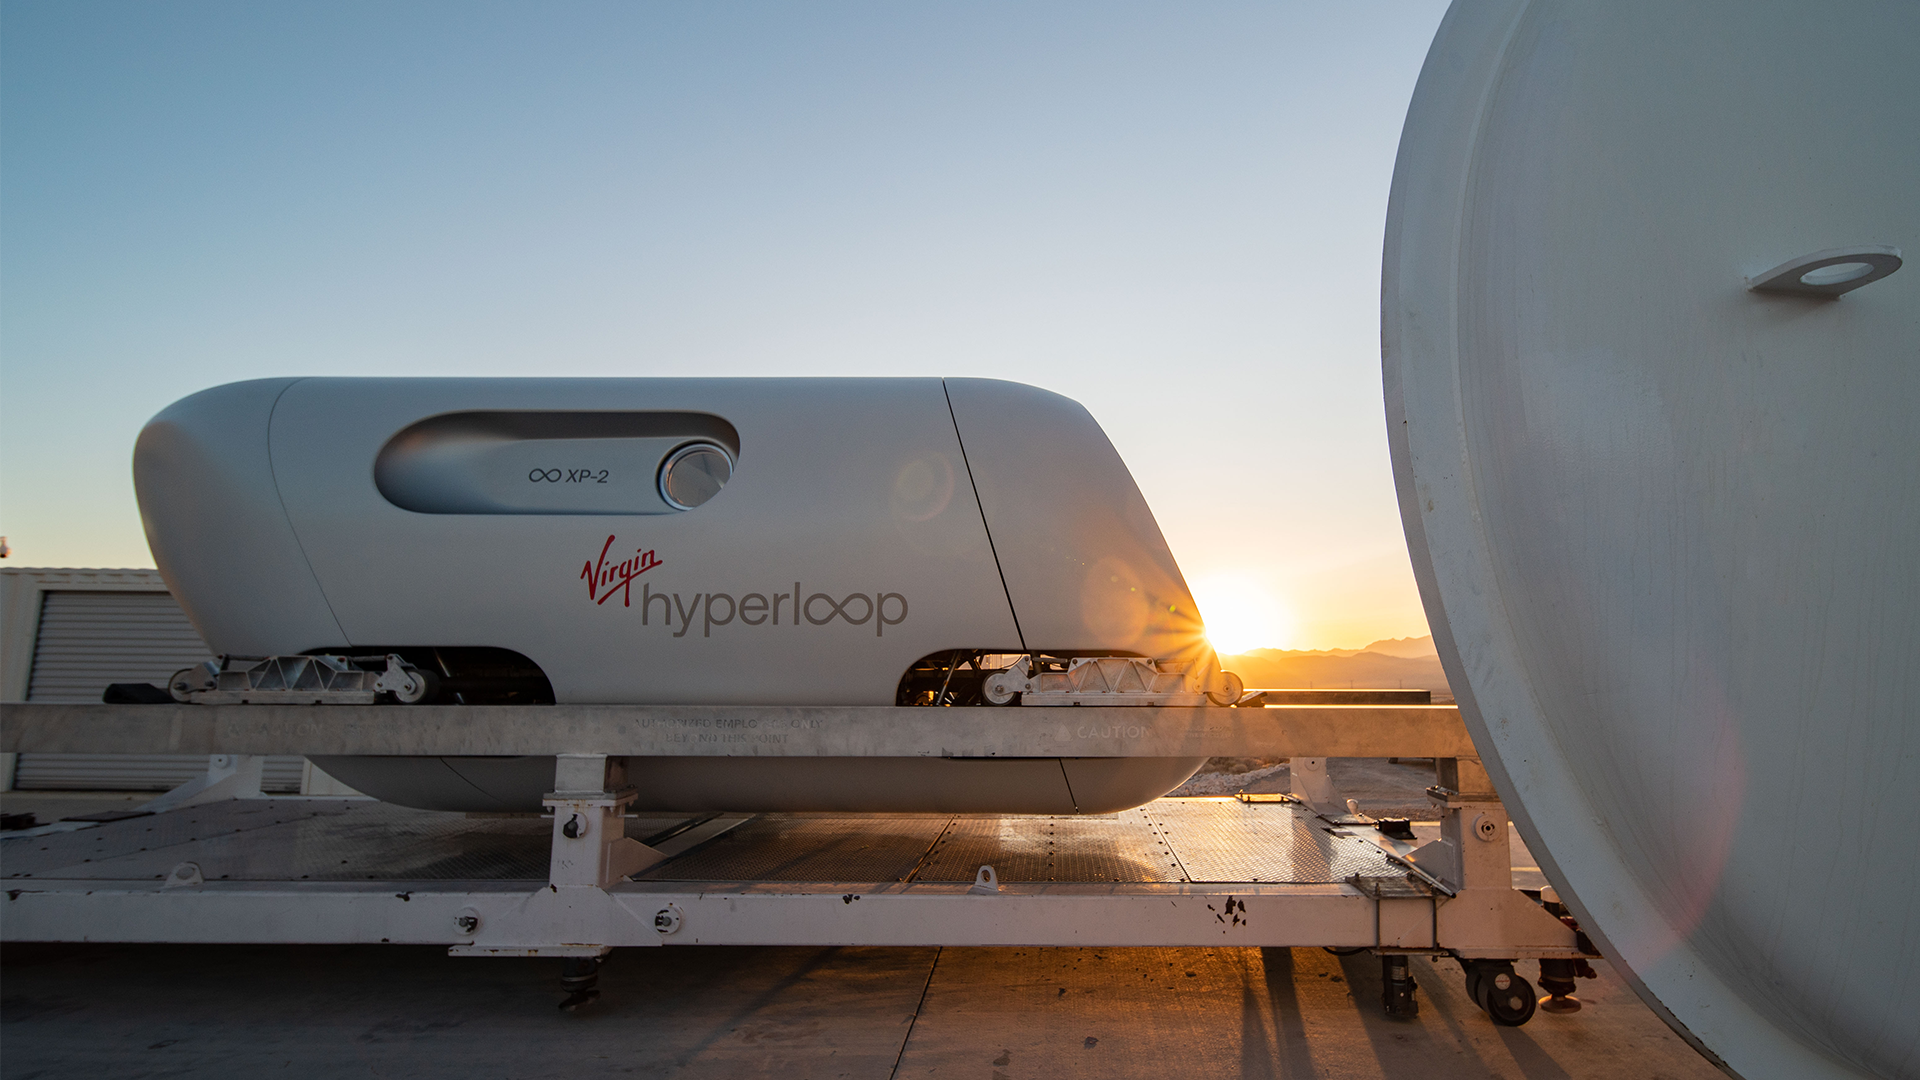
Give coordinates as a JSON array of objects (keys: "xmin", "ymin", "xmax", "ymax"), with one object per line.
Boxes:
[{"xmin": 1188, "ymin": 576, "xmax": 1293, "ymax": 655}]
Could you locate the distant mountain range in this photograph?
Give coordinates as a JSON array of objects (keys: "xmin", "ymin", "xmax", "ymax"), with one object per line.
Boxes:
[{"xmin": 1221, "ymin": 635, "xmax": 1453, "ymax": 702}]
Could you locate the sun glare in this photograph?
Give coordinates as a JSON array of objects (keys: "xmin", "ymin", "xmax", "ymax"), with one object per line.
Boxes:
[{"xmin": 1189, "ymin": 577, "xmax": 1293, "ymax": 655}]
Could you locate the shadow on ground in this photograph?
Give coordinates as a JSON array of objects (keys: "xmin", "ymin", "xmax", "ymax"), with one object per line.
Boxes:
[{"xmin": 1, "ymin": 942, "xmax": 1719, "ymax": 1079}]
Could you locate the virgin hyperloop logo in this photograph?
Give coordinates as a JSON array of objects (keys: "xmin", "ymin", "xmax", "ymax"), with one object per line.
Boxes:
[{"xmin": 579, "ymin": 534, "xmax": 909, "ymax": 637}]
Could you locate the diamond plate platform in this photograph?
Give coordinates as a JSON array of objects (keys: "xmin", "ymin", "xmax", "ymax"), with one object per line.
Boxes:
[
  {"xmin": 1145, "ymin": 800, "xmax": 1400, "ymax": 883},
  {"xmin": 636, "ymin": 815, "xmax": 952, "ymax": 883},
  {"xmin": 2, "ymin": 800, "xmax": 357, "ymax": 879},
  {"xmin": 910, "ymin": 812, "xmax": 1184, "ymax": 883}
]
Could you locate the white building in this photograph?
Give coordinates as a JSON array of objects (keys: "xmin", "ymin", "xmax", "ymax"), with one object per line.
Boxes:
[{"xmin": 1, "ymin": 566, "xmax": 339, "ymax": 793}]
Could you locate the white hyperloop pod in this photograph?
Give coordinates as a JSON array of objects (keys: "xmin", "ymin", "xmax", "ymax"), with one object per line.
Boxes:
[
  {"xmin": 1387, "ymin": 2, "xmax": 1916, "ymax": 1078},
  {"xmin": 134, "ymin": 377, "xmax": 1239, "ymax": 814}
]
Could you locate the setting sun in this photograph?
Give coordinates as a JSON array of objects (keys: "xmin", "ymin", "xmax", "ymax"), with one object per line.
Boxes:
[{"xmin": 1189, "ymin": 576, "xmax": 1295, "ymax": 655}]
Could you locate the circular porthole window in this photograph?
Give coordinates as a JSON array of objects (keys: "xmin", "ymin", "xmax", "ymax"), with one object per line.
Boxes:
[{"xmin": 658, "ymin": 442, "xmax": 734, "ymax": 510}]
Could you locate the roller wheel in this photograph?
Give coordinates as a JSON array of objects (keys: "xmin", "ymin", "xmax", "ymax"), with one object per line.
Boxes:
[
  {"xmin": 981, "ymin": 676, "xmax": 1019, "ymax": 705},
  {"xmin": 1207, "ymin": 670, "xmax": 1246, "ymax": 706},
  {"xmin": 168, "ymin": 667, "xmax": 198, "ymax": 703},
  {"xmin": 1472, "ymin": 964, "xmax": 1537, "ymax": 1026},
  {"xmin": 392, "ymin": 667, "xmax": 439, "ymax": 705},
  {"xmin": 1323, "ymin": 946, "xmax": 1366, "ymax": 956}
]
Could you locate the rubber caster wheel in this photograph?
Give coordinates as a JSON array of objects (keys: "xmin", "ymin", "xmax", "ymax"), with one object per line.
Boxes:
[
  {"xmin": 392, "ymin": 667, "xmax": 440, "ymax": 705},
  {"xmin": 1324, "ymin": 946, "xmax": 1366, "ymax": 956},
  {"xmin": 1473, "ymin": 965, "xmax": 1537, "ymax": 1026}
]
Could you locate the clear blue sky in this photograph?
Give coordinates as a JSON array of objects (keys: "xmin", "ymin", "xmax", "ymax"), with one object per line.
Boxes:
[{"xmin": 1, "ymin": 0, "xmax": 1450, "ymax": 649}]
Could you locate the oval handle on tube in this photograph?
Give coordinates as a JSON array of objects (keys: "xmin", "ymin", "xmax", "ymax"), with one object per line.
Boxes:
[{"xmin": 1747, "ymin": 245, "xmax": 1902, "ymax": 298}]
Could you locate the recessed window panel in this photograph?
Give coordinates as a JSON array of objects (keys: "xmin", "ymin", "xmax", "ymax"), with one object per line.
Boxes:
[{"xmin": 375, "ymin": 411, "xmax": 739, "ymax": 515}]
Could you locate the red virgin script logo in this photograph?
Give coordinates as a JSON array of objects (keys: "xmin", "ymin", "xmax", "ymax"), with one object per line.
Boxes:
[{"xmin": 582, "ymin": 535, "xmax": 663, "ymax": 607}]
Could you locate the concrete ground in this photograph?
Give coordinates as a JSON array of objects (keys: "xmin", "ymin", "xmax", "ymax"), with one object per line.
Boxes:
[{"xmin": 0, "ymin": 941, "xmax": 1720, "ymax": 1079}]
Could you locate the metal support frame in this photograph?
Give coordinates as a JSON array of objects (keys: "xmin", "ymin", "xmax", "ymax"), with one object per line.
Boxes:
[
  {"xmin": 2, "ymin": 790, "xmax": 1581, "ymax": 963},
  {"xmin": 1403, "ymin": 757, "xmax": 1578, "ymax": 960},
  {"xmin": 6, "ymin": 878, "xmax": 1563, "ymax": 953},
  {"xmin": 0, "ymin": 703, "xmax": 1591, "ymax": 1015}
]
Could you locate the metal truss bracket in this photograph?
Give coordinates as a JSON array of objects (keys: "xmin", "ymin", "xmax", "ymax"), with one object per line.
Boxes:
[{"xmin": 139, "ymin": 755, "xmax": 267, "ymax": 813}]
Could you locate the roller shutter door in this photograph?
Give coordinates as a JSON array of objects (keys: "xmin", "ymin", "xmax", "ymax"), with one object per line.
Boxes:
[{"xmin": 15, "ymin": 591, "xmax": 305, "ymax": 792}]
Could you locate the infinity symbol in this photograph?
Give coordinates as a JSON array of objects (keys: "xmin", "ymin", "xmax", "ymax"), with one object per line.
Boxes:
[
  {"xmin": 805, "ymin": 593, "xmax": 874, "ymax": 625},
  {"xmin": 802, "ymin": 592, "xmax": 909, "ymax": 634}
]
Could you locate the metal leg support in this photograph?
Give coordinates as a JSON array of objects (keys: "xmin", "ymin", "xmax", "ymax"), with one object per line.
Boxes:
[
  {"xmin": 1288, "ymin": 757, "xmax": 1337, "ymax": 813},
  {"xmin": 543, "ymin": 754, "xmax": 662, "ymax": 889},
  {"xmin": 1400, "ymin": 757, "xmax": 1583, "ymax": 1028},
  {"xmin": 558, "ymin": 955, "xmax": 603, "ymax": 1012},
  {"xmin": 1381, "ymin": 954, "xmax": 1419, "ymax": 1018},
  {"xmin": 530, "ymin": 755, "xmax": 666, "ymax": 1009},
  {"xmin": 1537, "ymin": 957, "xmax": 1582, "ymax": 1013},
  {"xmin": 447, "ymin": 754, "xmax": 667, "ymax": 1006}
]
